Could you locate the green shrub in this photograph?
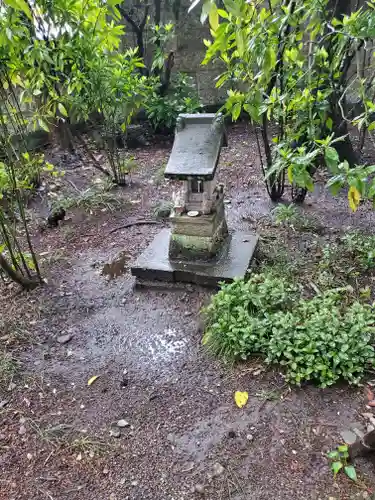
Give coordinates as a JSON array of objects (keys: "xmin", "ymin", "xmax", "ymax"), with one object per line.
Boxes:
[
  {"xmin": 202, "ymin": 274, "xmax": 298, "ymax": 359},
  {"xmin": 267, "ymin": 292, "xmax": 375, "ymax": 386},
  {"xmin": 341, "ymin": 231, "xmax": 375, "ymax": 269},
  {"xmin": 145, "ymin": 73, "xmax": 201, "ymax": 132},
  {"xmin": 202, "ymin": 273, "xmax": 375, "ymax": 387}
]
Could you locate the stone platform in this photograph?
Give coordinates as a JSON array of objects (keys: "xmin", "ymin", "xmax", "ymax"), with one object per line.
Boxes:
[{"xmin": 131, "ymin": 228, "xmax": 258, "ymax": 287}]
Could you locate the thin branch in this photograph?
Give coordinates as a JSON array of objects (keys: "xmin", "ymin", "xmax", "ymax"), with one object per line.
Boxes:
[
  {"xmin": 75, "ymin": 134, "xmax": 111, "ymax": 177},
  {"xmin": 107, "ymin": 220, "xmax": 161, "ymax": 236}
]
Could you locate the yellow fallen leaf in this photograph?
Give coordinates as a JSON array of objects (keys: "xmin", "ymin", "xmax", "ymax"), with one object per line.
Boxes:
[
  {"xmin": 88, "ymin": 375, "xmax": 99, "ymax": 386},
  {"xmin": 348, "ymin": 186, "xmax": 360, "ymax": 212},
  {"xmin": 234, "ymin": 391, "xmax": 248, "ymax": 408}
]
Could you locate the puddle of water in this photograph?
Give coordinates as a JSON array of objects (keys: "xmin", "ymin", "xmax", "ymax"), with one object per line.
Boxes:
[
  {"xmin": 56, "ymin": 306, "xmax": 194, "ymax": 380},
  {"xmin": 147, "ymin": 328, "xmax": 188, "ymax": 363}
]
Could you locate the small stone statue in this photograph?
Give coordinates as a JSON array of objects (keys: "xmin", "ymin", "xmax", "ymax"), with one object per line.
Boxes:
[
  {"xmin": 202, "ymin": 191, "xmax": 211, "ymax": 215},
  {"xmin": 214, "ymin": 182, "xmax": 224, "ymax": 200},
  {"xmin": 172, "ymin": 188, "xmax": 185, "ymax": 215}
]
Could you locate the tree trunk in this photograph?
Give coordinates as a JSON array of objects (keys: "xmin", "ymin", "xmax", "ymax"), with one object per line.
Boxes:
[
  {"xmin": 325, "ymin": 0, "xmax": 359, "ymax": 166},
  {"xmin": 0, "ymin": 253, "xmax": 40, "ymax": 290},
  {"xmin": 330, "ymin": 97, "xmax": 359, "ymax": 165},
  {"xmin": 154, "ymin": 0, "xmax": 162, "ymax": 26},
  {"xmin": 328, "ymin": 0, "xmax": 351, "ymax": 18}
]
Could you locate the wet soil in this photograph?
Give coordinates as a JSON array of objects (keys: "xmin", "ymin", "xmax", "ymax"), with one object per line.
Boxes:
[{"xmin": 1, "ymin": 123, "xmax": 375, "ymax": 500}]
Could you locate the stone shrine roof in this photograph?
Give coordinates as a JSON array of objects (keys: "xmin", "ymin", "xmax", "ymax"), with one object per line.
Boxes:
[{"xmin": 164, "ymin": 113, "xmax": 226, "ymax": 180}]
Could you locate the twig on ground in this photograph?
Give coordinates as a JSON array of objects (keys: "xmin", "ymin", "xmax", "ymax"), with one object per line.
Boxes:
[
  {"xmin": 64, "ymin": 178, "xmax": 82, "ymax": 194},
  {"xmin": 107, "ymin": 220, "xmax": 161, "ymax": 236}
]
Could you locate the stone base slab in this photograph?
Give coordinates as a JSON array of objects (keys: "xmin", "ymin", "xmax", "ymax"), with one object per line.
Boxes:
[{"xmin": 131, "ymin": 228, "xmax": 259, "ymax": 287}]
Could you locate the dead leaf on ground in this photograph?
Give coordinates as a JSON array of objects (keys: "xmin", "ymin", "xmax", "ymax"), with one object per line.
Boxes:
[
  {"xmin": 234, "ymin": 391, "xmax": 249, "ymax": 408},
  {"xmin": 365, "ymin": 386, "xmax": 374, "ymax": 402},
  {"xmin": 87, "ymin": 375, "xmax": 99, "ymax": 386}
]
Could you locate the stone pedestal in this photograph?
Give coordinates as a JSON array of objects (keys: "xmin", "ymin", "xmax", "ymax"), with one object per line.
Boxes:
[
  {"xmin": 131, "ymin": 229, "xmax": 259, "ymax": 287},
  {"xmin": 169, "ymin": 200, "xmax": 228, "ymax": 260}
]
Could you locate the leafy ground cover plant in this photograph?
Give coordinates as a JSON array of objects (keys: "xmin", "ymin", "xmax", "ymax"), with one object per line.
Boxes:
[
  {"xmin": 328, "ymin": 444, "xmax": 357, "ymax": 482},
  {"xmin": 202, "ymin": 273, "xmax": 375, "ymax": 387}
]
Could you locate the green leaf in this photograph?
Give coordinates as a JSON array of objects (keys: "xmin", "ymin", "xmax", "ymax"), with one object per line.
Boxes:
[
  {"xmin": 4, "ymin": 0, "xmax": 32, "ymax": 18},
  {"xmin": 324, "ymin": 147, "xmax": 339, "ymax": 171},
  {"xmin": 368, "ymin": 122, "xmax": 375, "ymax": 131},
  {"xmin": 232, "ymin": 103, "xmax": 241, "ymax": 121},
  {"xmin": 209, "ymin": 4, "xmax": 219, "ymax": 30},
  {"xmin": 38, "ymin": 119, "xmax": 49, "ymax": 132},
  {"xmin": 331, "ymin": 461, "xmax": 343, "ymax": 476},
  {"xmin": 223, "ymin": 0, "xmax": 241, "ymax": 17},
  {"xmin": 200, "ymin": 0, "xmax": 212, "ymax": 23},
  {"xmin": 58, "ymin": 103, "xmax": 68, "ymax": 117},
  {"xmin": 217, "ymin": 9, "xmax": 229, "ymax": 18},
  {"xmin": 326, "ymin": 117, "xmax": 333, "ymax": 131},
  {"xmin": 337, "ymin": 444, "xmax": 348, "ymax": 453},
  {"xmin": 327, "ymin": 450, "xmax": 339, "ymax": 459},
  {"xmin": 236, "ymin": 30, "xmax": 245, "ymax": 57},
  {"xmin": 344, "ymin": 465, "xmax": 357, "ymax": 482}
]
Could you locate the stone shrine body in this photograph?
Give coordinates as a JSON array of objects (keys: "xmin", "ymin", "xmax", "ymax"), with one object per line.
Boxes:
[
  {"xmin": 131, "ymin": 113, "xmax": 258, "ymax": 286},
  {"xmin": 165, "ymin": 113, "xmax": 228, "ymax": 261}
]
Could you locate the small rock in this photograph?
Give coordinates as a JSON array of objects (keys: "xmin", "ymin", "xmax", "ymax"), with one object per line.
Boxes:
[
  {"xmin": 7, "ymin": 382, "xmax": 16, "ymax": 392},
  {"xmin": 57, "ymin": 333, "xmax": 72, "ymax": 344},
  {"xmin": 110, "ymin": 427, "xmax": 121, "ymax": 438},
  {"xmin": 103, "ymin": 466, "xmax": 109, "ymax": 474},
  {"xmin": 340, "ymin": 429, "xmax": 358, "ymax": 445},
  {"xmin": 246, "ymin": 434, "xmax": 254, "ymax": 442},
  {"xmin": 19, "ymin": 425, "xmax": 26, "ymax": 436},
  {"xmin": 110, "ymin": 494, "xmax": 117, "ymax": 500},
  {"xmin": 131, "ymin": 480, "xmax": 138, "ymax": 487},
  {"xmin": 117, "ymin": 419, "xmax": 130, "ymax": 428},
  {"xmin": 26, "ymin": 453, "xmax": 32, "ymax": 460},
  {"xmin": 184, "ymin": 311, "xmax": 192, "ymax": 317},
  {"xmin": 212, "ymin": 462, "xmax": 225, "ymax": 477},
  {"xmin": 194, "ymin": 484, "xmax": 205, "ymax": 495},
  {"xmin": 353, "ymin": 427, "xmax": 365, "ymax": 439}
]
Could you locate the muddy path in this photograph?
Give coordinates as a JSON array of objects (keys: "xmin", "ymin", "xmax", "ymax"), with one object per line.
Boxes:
[{"xmin": 1, "ymin": 123, "xmax": 375, "ymax": 500}]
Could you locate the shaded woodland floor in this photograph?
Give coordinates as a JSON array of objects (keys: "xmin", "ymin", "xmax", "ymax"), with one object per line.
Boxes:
[{"xmin": 1, "ymin": 123, "xmax": 375, "ymax": 499}]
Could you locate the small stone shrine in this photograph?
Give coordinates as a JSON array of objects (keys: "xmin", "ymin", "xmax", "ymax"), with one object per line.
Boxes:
[{"xmin": 131, "ymin": 113, "xmax": 258, "ymax": 286}]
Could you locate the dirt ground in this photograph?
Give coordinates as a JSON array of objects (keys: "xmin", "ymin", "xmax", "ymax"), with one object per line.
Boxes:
[{"xmin": 1, "ymin": 123, "xmax": 375, "ymax": 500}]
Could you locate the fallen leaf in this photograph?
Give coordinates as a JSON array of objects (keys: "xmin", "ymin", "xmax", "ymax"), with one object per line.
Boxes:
[
  {"xmin": 368, "ymin": 400, "xmax": 375, "ymax": 407},
  {"xmin": 234, "ymin": 391, "xmax": 249, "ymax": 408},
  {"xmin": 365, "ymin": 386, "xmax": 374, "ymax": 402},
  {"xmin": 87, "ymin": 375, "xmax": 99, "ymax": 386}
]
